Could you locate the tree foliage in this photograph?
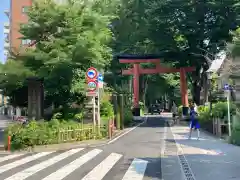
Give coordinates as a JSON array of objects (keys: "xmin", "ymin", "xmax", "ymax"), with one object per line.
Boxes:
[
  {"xmin": 230, "ymin": 28, "xmax": 240, "ymax": 57},
  {"xmin": 111, "ymin": 0, "xmax": 240, "ymax": 104},
  {"xmin": 1, "ymin": 0, "xmax": 115, "ymax": 107},
  {"xmin": 1, "ymin": 0, "xmax": 240, "ymax": 108}
]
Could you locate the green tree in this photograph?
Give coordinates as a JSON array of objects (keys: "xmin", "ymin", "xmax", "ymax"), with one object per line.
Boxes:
[
  {"xmin": 229, "ymin": 28, "xmax": 240, "ymax": 57},
  {"xmin": 1, "ymin": 0, "xmax": 115, "ymax": 108},
  {"xmin": 112, "ymin": 0, "xmax": 240, "ymax": 105}
]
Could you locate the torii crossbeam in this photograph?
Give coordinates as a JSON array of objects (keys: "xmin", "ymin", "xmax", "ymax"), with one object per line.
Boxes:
[{"xmin": 117, "ymin": 55, "xmax": 195, "ymax": 116}]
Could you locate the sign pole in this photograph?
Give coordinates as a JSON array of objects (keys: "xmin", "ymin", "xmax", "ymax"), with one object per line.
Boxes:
[
  {"xmin": 86, "ymin": 67, "xmax": 98, "ymax": 127},
  {"xmin": 224, "ymin": 84, "xmax": 232, "ymax": 137},
  {"xmin": 227, "ymin": 90, "xmax": 231, "ymax": 136},
  {"xmin": 97, "ymin": 87, "xmax": 100, "ymax": 134},
  {"xmin": 93, "ymin": 96, "xmax": 96, "ymax": 127}
]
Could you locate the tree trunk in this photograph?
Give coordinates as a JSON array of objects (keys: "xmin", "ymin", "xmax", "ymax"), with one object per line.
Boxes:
[
  {"xmin": 193, "ymin": 83, "xmax": 201, "ymax": 105},
  {"xmin": 192, "ymin": 68, "xmax": 202, "ymax": 105}
]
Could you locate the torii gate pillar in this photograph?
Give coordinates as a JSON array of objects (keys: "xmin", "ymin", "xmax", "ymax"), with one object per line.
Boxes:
[
  {"xmin": 133, "ymin": 64, "xmax": 140, "ymax": 111},
  {"xmin": 180, "ymin": 68, "xmax": 189, "ymax": 115}
]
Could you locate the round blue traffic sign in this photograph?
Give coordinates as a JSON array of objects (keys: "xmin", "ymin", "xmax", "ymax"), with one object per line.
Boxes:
[
  {"xmin": 224, "ymin": 84, "xmax": 229, "ymax": 90},
  {"xmin": 98, "ymin": 74, "xmax": 103, "ymax": 81},
  {"xmin": 87, "ymin": 81, "xmax": 97, "ymax": 91},
  {"xmin": 86, "ymin": 67, "xmax": 97, "ymax": 79}
]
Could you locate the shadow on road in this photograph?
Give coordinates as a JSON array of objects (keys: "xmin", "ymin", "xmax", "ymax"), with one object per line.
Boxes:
[{"xmin": 128, "ymin": 115, "xmax": 240, "ymax": 179}]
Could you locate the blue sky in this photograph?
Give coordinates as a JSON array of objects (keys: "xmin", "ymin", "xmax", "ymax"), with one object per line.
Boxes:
[{"xmin": 0, "ymin": 0, "xmax": 9, "ymax": 63}]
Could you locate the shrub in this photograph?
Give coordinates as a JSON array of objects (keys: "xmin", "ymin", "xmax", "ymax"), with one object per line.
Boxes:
[
  {"xmin": 5, "ymin": 120, "xmax": 106, "ymax": 151},
  {"xmin": 197, "ymin": 102, "xmax": 236, "ymax": 126},
  {"xmin": 212, "ymin": 101, "xmax": 236, "ymax": 119},
  {"xmin": 100, "ymin": 100, "xmax": 114, "ymax": 120},
  {"xmin": 52, "ymin": 107, "xmax": 82, "ymax": 121},
  {"xmin": 230, "ymin": 112, "xmax": 240, "ymax": 145},
  {"xmin": 74, "ymin": 112, "xmax": 84, "ymax": 122},
  {"xmin": 197, "ymin": 105, "xmax": 210, "ymax": 121},
  {"xmin": 178, "ymin": 105, "xmax": 183, "ymax": 116}
]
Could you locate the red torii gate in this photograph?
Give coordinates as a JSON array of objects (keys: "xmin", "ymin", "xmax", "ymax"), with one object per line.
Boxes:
[{"xmin": 117, "ymin": 55, "xmax": 195, "ymax": 116}]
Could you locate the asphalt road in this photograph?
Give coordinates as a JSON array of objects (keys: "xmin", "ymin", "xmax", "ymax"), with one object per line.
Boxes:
[{"xmin": 0, "ymin": 115, "xmax": 177, "ymax": 180}]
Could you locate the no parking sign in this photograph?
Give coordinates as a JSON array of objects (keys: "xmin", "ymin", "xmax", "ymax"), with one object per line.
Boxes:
[{"xmin": 86, "ymin": 67, "xmax": 98, "ymax": 96}]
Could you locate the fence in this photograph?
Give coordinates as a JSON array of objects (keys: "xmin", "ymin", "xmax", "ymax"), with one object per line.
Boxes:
[{"xmin": 55, "ymin": 120, "xmax": 115, "ymax": 143}]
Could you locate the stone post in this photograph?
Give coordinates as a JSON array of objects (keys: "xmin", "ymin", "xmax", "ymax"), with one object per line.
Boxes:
[{"xmin": 119, "ymin": 94, "xmax": 124, "ymax": 130}]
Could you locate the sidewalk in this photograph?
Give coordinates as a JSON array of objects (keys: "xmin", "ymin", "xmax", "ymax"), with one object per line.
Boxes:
[
  {"xmin": 170, "ymin": 124, "xmax": 240, "ymax": 180},
  {"xmin": 0, "ymin": 115, "xmax": 13, "ymax": 148}
]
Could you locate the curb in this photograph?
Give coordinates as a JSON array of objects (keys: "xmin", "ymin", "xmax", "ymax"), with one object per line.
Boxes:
[{"xmin": 0, "ymin": 119, "xmax": 146, "ymax": 153}]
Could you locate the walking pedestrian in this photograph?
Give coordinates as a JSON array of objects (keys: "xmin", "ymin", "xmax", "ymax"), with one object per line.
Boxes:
[{"xmin": 188, "ymin": 105, "xmax": 200, "ymax": 140}]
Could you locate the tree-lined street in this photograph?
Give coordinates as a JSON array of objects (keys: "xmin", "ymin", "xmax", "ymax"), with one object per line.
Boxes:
[{"xmin": 1, "ymin": 0, "xmax": 240, "ymax": 179}]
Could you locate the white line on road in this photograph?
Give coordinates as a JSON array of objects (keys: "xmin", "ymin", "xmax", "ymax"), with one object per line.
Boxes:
[
  {"xmin": 4, "ymin": 148, "xmax": 84, "ymax": 180},
  {"xmin": 0, "ymin": 152, "xmax": 53, "ymax": 174},
  {"xmin": 0, "ymin": 154, "xmax": 24, "ymax": 163},
  {"xmin": 122, "ymin": 158, "xmax": 148, "ymax": 180},
  {"xmin": 160, "ymin": 125, "xmax": 167, "ymax": 157},
  {"xmin": 107, "ymin": 116, "xmax": 147, "ymax": 145},
  {"xmin": 81, "ymin": 152, "xmax": 122, "ymax": 180},
  {"xmin": 42, "ymin": 149, "xmax": 102, "ymax": 180}
]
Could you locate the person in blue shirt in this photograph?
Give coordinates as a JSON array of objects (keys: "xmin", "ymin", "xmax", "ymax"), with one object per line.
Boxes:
[{"xmin": 188, "ymin": 106, "xmax": 200, "ymax": 140}]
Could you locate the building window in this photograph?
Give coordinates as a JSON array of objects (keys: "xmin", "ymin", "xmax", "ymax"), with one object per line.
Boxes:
[
  {"xmin": 22, "ymin": 6, "xmax": 29, "ymax": 13},
  {"xmin": 21, "ymin": 39, "xmax": 31, "ymax": 45}
]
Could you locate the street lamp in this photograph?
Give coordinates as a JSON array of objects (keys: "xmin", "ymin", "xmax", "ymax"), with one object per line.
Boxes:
[{"xmin": 206, "ymin": 71, "xmax": 213, "ymax": 113}]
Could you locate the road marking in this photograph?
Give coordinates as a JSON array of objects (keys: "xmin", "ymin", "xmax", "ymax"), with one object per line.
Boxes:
[
  {"xmin": 161, "ymin": 125, "xmax": 167, "ymax": 157},
  {"xmin": 107, "ymin": 116, "xmax": 147, "ymax": 144},
  {"xmin": 0, "ymin": 152, "xmax": 53, "ymax": 174},
  {"xmin": 0, "ymin": 154, "xmax": 24, "ymax": 163},
  {"xmin": 42, "ymin": 149, "xmax": 102, "ymax": 180},
  {"xmin": 122, "ymin": 158, "xmax": 148, "ymax": 180},
  {"xmin": 4, "ymin": 148, "xmax": 84, "ymax": 180},
  {"xmin": 82, "ymin": 152, "xmax": 122, "ymax": 180}
]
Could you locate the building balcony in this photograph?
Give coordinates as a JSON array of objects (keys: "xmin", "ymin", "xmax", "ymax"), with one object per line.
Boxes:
[
  {"xmin": 3, "ymin": 22, "xmax": 9, "ymax": 28},
  {"xmin": 4, "ymin": 10, "xmax": 9, "ymax": 18},
  {"xmin": 4, "ymin": 38, "xmax": 9, "ymax": 44},
  {"xmin": 4, "ymin": 42, "xmax": 9, "ymax": 48},
  {"xmin": 3, "ymin": 28, "xmax": 9, "ymax": 34},
  {"xmin": 3, "ymin": 49, "xmax": 9, "ymax": 56}
]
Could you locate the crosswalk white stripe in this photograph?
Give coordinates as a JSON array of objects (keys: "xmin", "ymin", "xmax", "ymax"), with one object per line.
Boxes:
[
  {"xmin": 0, "ymin": 154, "xmax": 24, "ymax": 163},
  {"xmin": 4, "ymin": 148, "xmax": 84, "ymax": 180},
  {"xmin": 121, "ymin": 158, "xmax": 148, "ymax": 180},
  {"xmin": 81, "ymin": 152, "xmax": 122, "ymax": 180},
  {"xmin": 0, "ymin": 152, "xmax": 53, "ymax": 174},
  {"xmin": 42, "ymin": 149, "xmax": 103, "ymax": 180}
]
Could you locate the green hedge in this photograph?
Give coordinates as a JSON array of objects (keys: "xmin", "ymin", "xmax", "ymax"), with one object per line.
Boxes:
[
  {"xmin": 197, "ymin": 101, "xmax": 236, "ymax": 123},
  {"xmin": 230, "ymin": 111, "xmax": 240, "ymax": 145},
  {"xmin": 5, "ymin": 120, "xmax": 107, "ymax": 151}
]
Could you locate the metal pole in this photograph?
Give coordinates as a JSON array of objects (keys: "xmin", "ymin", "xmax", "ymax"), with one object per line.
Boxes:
[
  {"xmin": 93, "ymin": 97, "xmax": 96, "ymax": 126},
  {"xmin": 227, "ymin": 90, "xmax": 231, "ymax": 136},
  {"xmin": 97, "ymin": 87, "xmax": 100, "ymax": 131}
]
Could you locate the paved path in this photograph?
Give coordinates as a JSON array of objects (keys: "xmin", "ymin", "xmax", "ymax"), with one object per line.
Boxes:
[
  {"xmin": 0, "ymin": 115, "xmax": 239, "ymax": 179},
  {"xmin": 171, "ymin": 124, "xmax": 240, "ymax": 180}
]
